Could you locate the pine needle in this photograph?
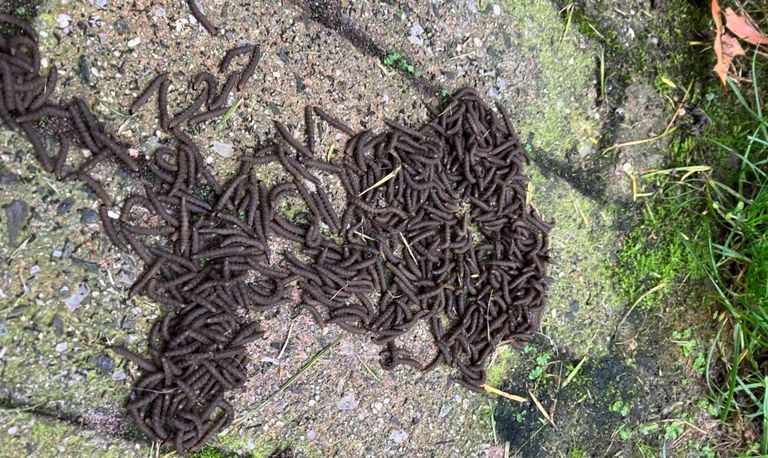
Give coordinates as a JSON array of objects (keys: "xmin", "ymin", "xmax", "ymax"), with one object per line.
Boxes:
[
  {"xmin": 529, "ymin": 390, "xmax": 555, "ymax": 426},
  {"xmin": 359, "ymin": 153, "xmax": 401, "ymax": 196},
  {"xmin": 483, "ymin": 384, "xmax": 527, "ymax": 403}
]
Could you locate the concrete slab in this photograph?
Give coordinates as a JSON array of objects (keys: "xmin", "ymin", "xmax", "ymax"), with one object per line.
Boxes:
[{"xmin": 0, "ymin": 0, "xmax": 715, "ymax": 456}]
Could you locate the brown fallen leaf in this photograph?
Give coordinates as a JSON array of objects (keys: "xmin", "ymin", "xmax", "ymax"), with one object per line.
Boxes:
[
  {"xmin": 722, "ymin": 33, "xmax": 747, "ymax": 59},
  {"xmin": 725, "ymin": 7, "xmax": 768, "ymax": 45},
  {"xmin": 712, "ymin": 0, "xmax": 726, "ymax": 85},
  {"xmin": 714, "ymin": 33, "xmax": 746, "ymax": 86},
  {"xmin": 711, "ymin": 0, "xmax": 748, "ymax": 86}
]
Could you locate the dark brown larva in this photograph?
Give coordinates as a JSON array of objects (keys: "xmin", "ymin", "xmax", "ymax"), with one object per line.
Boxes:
[
  {"xmin": 186, "ymin": 0, "xmax": 218, "ymax": 36},
  {"xmin": 3, "ymin": 15, "xmax": 550, "ymax": 453}
]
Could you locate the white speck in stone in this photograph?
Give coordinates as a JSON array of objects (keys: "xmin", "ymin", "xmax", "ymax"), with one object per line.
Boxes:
[
  {"xmin": 408, "ymin": 22, "xmax": 424, "ymax": 46},
  {"xmin": 497, "ymin": 77, "xmax": 509, "ymax": 92},
  {"xmin": 338, "ymin": 341, "xmax": 354, "ymax": 356},
  {"xmin": 107, "ymin": 210, "xmax": 119, "ymax": 219},
  {"xmin": 261, "ymin": 356, "xmax": 280, "ymax": 365},
  {"xmin": 64, "ymin": 283, "xmax": 90, "ymax": 312},
  {"xmin": 211, "ymin": 141, "xmax": 234, "ymax": 158},
  {"xmin": 389, "ymin": 430, "xmax": 408, "ymax": 444},
  {"xmin": 56, "ymin": 14, "xmax": 71, "ymax": 29},
  {"xmin": 55, "ymin": 342, "xmax": 68, "ymax": 352},
  {"xmin": 127, "ymin": 37, "xmax": 141, "ymax": 48},
  {"xmin": 337, "ymin": 393, "xmax": 358, "ymax": 410}
]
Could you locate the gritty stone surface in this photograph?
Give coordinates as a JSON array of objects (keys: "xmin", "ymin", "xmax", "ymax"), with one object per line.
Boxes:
[
  {"xmin": 0, "ymin": 0, "xmax": 717, "ymax": 456},
  {"xmin": 4, "ymin": 199, "xmax": 28, "ymax": 248}
]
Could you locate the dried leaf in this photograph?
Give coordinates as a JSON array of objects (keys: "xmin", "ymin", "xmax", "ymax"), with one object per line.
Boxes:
[
  {"xmin": 722, "ymin": 33, "xmax": 747, "ymax": 58},
  {"xmin": 714, "ymin": 33, "xmax": 746, "ymax": 86},
  {"xmin": 711, "ymin": 0, "xmax": 748, "ymax": 86},
  {"xmin": 712, "ymin": 0, "xmax": 727, "ymax": 86},
  {"xmin": 724, "ymin": 7, "xmax": 768, "ymax": 45}
]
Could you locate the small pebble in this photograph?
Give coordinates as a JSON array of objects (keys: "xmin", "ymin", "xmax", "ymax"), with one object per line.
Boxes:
[
  {"xmin": 95, "ymin": 354, "xmax": 114, "ymax": 374},
  {"xmin": 408, "ymin": 22, "xmax": 424, "ymax": 46},
  {"xmin": 114, "ymin": 18, "xmax": 130, "ymax": 35},
  {"xmin": 278, "ymin": 48, "xmax": 289, "ymax": 63},
  {"xmin": 57, "ymin": 198, "xmax": 74, "ymax": 215},
  {"xmin": 211, "ymin": 141, "xmax": 234, "ymax": 158},
  {"xmin": 337, "ymin": 393, "xmax": 358, "ymax": 410},
  {"xmin": 56, "ymin": 14, "xmax": 71, "ymax": 29},
  {"xmin": 112, "ymin": 370, "xmax": 126, "ymax": 381},
  {"xmin": 5, "ymin": 199, "xmax": 28, "ymax": 247},
  {"xmin": 127, "ymin": 37, "xmax": 141, "ymax": 48},
  {"xmin": 55, "ymin": 342, "xmax": 68, "ymax": 352},
  {"xmin": 0, "ymin": 163, "xmax": 19, "ymax": 186},
  {"xmin": 64, "ymin": 283, "xmax": 90, "ymax": 312},
  {"xmin": 50, "ymin": 314, "xmax": 63, "ymax": 336},
  {"xmin": 7, "ymin": 426, "xmax": 18, "ymax": 436},
  {"xmin": 389, "ymin": 430, "xmax": 409, "ymax": 444},
  {"xmin": 79, "ymin": 208, "xmax": 98, "ymax": 223}
]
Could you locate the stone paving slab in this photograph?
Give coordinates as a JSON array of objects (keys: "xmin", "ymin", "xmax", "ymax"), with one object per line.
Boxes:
[{"xmin": 0, "ymin": 0, "xmax": 709, "ymax": 456}]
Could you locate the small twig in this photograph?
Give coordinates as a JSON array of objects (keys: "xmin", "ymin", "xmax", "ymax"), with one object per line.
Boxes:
[
  {"xmin": 483, "ymin": 384, "xmax": 527, "ymax": 403},
  {"xmin": 602, "ymin": 126, "xmax": 678, "ymax": 155},
  {"xmin": 354, "ymin": 350, "xmax": 380, "ymax": 380},
  {"xmin": 233, "ymin": 335, "xmax": 341, "ymax": 426},
  {"xmin": 399, "ymin": 232, "xmax": 418, "ymax": 264},
  {"xmin": 488, "ymin": 400, "xmax": 498, "ymax": 444},
  {"xmin": 613, "ymin": 283, "xmax": 667, "ymax": 338},
  {"xmin": 529, "ymin": 390, "xmax": 555, "ymax": 426},
  {"xmin": 358, "ymin": 152, "xmax": 401, "ymax": 196},
  {"xmin": 277, "ymin": 323, "xmax": 293, "ymax": 361}
]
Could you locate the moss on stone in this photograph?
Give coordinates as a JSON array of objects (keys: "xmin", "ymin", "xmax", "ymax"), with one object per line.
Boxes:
[{"xmin": 499, "ymin": 0, "xmax": 600, "ymax": 155}]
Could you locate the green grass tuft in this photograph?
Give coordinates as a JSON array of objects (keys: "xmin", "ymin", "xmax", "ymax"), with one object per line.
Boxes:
[{"xmin": 665, "ymin": 52, "xmax": 768, "ymax": 454}]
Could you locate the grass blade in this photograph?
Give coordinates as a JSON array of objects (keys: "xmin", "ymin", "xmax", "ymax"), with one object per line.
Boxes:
[{"xmin": 359, "ymin": 152, "xmax": 401, "ymax": 197}]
